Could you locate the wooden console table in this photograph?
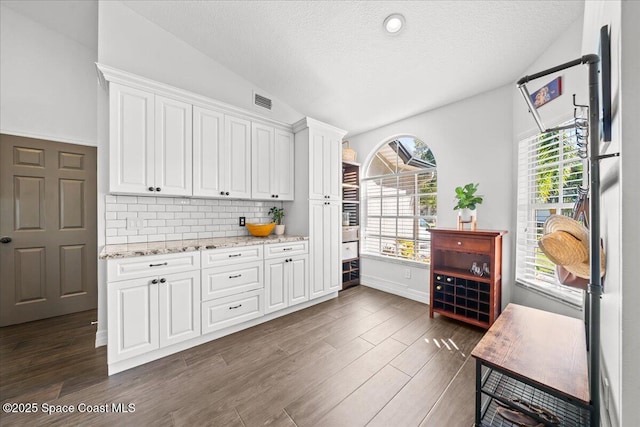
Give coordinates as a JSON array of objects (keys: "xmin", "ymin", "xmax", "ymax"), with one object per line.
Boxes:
[{"xmin": 471, "ymin": 304, "xmax": 592, "ymax": 426}]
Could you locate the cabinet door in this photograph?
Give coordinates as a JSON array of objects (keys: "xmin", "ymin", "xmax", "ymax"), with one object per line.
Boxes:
[
  {"xmin": 265, "ymin": 258, "xmax": 287, "ymax": 314},
  {"xmin": 273, "ymin": 129, "xmax": 294, "ymax": 200},
  {"xmin": 109, "ymin": 83, "xmax": 155, "ymax": 194},
  {"xmin": 193, "ymin": 106, "xmax": 224, "ymax": 197},
  {"xmin": 224, "ymin": 115, "xmax": 251, "ymax": 199},
  {"xmin": 251, "ymin": 123, "xmax": 275, "ymax": 200},
  {"xmin": 309, "ymin": 130, "xmax": 327, "ymax": 200},
  {"xmin": 159, "ymin": 270, "xmax": 200, "ymax": 348},
  {"xmin": 289, "ymin": 254, "xmax": 309, "ymax": 306},
  {"xmin": 309, "ymin": 129, "xmax": 341, "ymax": 200},
  {"xmin": 107, "ymin": 277, "xmax": 159, "ymax": 363},
  {"xmin": 326, "ymin": 201, "xmax": 342, "ymax": 292},
  {"xmin": 309, "ymin": 200, "xmax": 326, "ymax": 299},
  {"xmin": 154, "ymin": 95, "xmax": 192, "ymax": 196}
]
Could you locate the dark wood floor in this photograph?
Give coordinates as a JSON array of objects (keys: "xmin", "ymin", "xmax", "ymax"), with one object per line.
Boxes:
[{"xmin": 0, "ymin": 286, "xmax": 485, "ymax": 426}]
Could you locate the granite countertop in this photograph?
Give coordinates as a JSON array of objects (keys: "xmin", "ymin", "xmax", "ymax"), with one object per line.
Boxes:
[{"xmin": 99, "ymin": 235, "xmax": 309, "ymax": 259}]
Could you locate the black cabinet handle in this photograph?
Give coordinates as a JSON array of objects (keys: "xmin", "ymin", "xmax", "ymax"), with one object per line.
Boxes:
[
  {"xmin": 156, "ymin": 187, "xmax": 161, "ymax": 192},
  {"xmin": 229, "ymin": 304, "xmax": 242, "ymax": 310},
  {"xmin": 149, "ymin": 187, "xmax": 155, "ymax": 191},
  {"xmin": 282, "ymin": 248, "xmax": 292, "ymax": 251},
  {"xmin": 0, "ymin": 237, "xmax": 12, "ymax": 244},
  {"xmin": 225, "ymin": 192, "xmax": 230, "ymax": 196},
  {"xmin": 220, "ymin": 191, "xmax": 225, "ymax": 195},
  {"xmin": 275, "ymin": 195, "xmax": 279, "ymax": 198},
  {"xmin": 150, "ymin": 262, "xmax": 168, "ymax": 267},
  {"xmin": 151, "ymin": 279, "xmax": 158, "ymax": 284},
  {"xmin": 228, "ymin": 253, "xmax": 242, "ymax": 258},
  {"xmin": 159, "ymin": 278, "xmax": 166, "ymax": 283},
  {"xmin": 229, "ymin": 274, "xmax": 242, "ymax": 279}
]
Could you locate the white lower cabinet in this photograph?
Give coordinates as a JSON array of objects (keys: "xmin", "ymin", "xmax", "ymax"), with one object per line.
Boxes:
[
  {"xmin": 201, "ymin": 289, "xmax": 263, "ymax": 334},
  {"xmin": 309, "ymin": 200, "xmax": 341, "ymax": 299},
  {"xmin": 108, "ymin": 269, "xmax": 200, "ymax": 364},
  {"xmin": 159, "ymin": 271, "xmax": 201, "ymax": 347},
  {"xmin": 265, "ymin": 254, "xmax": 309, "ymax": 314},
  {"xmin": 106, "ymin": 240, "xmax": 315, "ymax": 374},
  {"xmin": 108, "ymin": 276, "xmax": 159, "ymax": 363}
]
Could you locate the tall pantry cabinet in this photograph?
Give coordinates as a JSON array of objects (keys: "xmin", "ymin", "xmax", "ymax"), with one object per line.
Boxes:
[{"xmin": 287, "ymin": 118, "xmax": 347, "ymax": 299}]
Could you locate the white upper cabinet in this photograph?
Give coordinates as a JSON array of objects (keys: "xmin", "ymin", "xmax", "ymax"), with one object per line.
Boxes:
[
  {"xmin": 155, "ymin": 95, "xmax": 192, "ymax": 196},
  {"xmin": 193, "ymin": 107, "xmax": 223, "ymax": 197},
  {"xmin": 274, "ymin": 129, "xmax": 295, "ymax": 200},
  {"xmin": 224, "ymin": 115, "xmax": 252, "ymax": 199},
  {"xmin": 309, "ymin": 128, "xmax": 342, "ymax": 201},
  {"xmin": 109, "ymin": 83, "xmax": 155, "ymax": 194},
  {"xmin": 251, "ymin": 124, "xmax": 294, "ymax": 201},
  {"xmin": 193, "ymin": 109, "xmax": 252, "ymax": 199},
  {"xmin": 102, "ymin": 66, "xmax": 294, "ymax": 200},
  {"xmin": 109, "ymin": 83, "xmax": 192, "ymax": 196}
]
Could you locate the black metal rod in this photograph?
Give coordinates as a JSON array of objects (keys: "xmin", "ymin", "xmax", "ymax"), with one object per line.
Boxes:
[
  {"xmin": 517, "ymin": 55, "xmax": 597, "ymax": 85},
  {"xmin": 587, "ymin": 58, "xmax": 601, "ymax": 427}
]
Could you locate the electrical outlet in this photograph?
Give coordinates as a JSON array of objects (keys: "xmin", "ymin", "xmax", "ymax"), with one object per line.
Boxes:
[
  {"xmin": 239, "ymin": 216, "xmax": 246, "ymax": 226},
  {"xmin": 404, "ymin": 269, "xmax": 411, "ymax": 279},
  {"xmin": 178, "ymin": 198, "xmax": 190, "ymax": 205}
]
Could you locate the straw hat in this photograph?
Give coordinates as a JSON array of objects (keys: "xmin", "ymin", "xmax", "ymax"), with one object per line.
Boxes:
[{"xmin": 538, "ymin": 215, "xmax": 605, "ymax": 279}]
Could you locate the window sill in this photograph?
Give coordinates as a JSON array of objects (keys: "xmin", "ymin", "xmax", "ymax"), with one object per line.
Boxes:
[
  {"xmin": 515, "ymin": 280, "xmax": 584, "ymax": 310},
  {"xmin": 361, "ymin": 253, "xmax": 430, "ymax": 269}
]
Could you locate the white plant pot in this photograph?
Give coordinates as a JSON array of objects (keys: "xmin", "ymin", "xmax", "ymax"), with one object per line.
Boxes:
[
  {"xmin": 275, "ymin": 224, "xmax": 285, "ymax": 235},
  {"xmin": 459, "ymin": 208, "xmax": 475, "ymax": 222}
]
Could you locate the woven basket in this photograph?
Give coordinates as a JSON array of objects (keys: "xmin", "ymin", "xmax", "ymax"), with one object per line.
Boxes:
[{"xmin": 342, "ymin": 141, "xmax": 356, "ymax": 162}]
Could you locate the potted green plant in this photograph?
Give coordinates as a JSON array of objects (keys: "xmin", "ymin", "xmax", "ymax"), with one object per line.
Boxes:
[
  {"xmin": 269, "ymin": 206, "xmax": 286, "ymax": 235},
  {"xmin": 453, "ymin": 183, "xmax": 483, "ymax": 222}
]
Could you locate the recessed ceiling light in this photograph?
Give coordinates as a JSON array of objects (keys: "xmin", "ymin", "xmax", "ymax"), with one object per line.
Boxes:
[{"xmin": 384, "ymin": 14, "xmax": 405, "ymax": 35}]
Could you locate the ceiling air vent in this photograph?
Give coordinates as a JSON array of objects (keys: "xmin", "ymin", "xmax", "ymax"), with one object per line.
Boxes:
[{"xmin": 254, "ymin": 92, "xmax": 272, "ymax": 110}]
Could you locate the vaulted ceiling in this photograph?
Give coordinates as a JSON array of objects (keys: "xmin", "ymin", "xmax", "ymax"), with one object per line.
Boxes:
[{"xmin": 4, "ymin": 0, "xmax": 585, "ymax": 136}]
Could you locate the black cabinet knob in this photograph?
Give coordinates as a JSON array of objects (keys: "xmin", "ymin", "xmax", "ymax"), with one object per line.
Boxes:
[
  {"xmin": 159, "ymin": 278, "xmax": 166, "ymax": 283},
  {"xmin": 225, "ymin": 192, "xmax": 230, "ymax": 196},
  {"xmin": 0, "ymin": 237, "xmax": 12, "ymax": 244},
  {"xmin": 149, "ymin": 187, "xmax": 155, "ymax": 191},
  {"xmin": 156, "ymin": 187, "xmax": 161, "ymax": 192},
  {"xmin": 275, "ymin": 195, "xmax": 279, "ymax": 198},
  {"xmin": 151, "ymin": 279, "xmax": 158, "ymax": 284}
]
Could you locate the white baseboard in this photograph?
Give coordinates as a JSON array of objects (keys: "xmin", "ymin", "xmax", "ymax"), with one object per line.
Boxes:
[
  {"xmin": 361, "ymin": 275, "xmax": 429, "ymax": 304},
  {"xmin": 95, "ymin": 329, "xmax": 108, "ymax": 348}
]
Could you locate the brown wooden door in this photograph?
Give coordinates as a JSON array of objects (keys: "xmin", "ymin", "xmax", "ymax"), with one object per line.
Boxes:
[{"xmin": 0, "ymin": 134, "xmax": 97, "ymax": 326}]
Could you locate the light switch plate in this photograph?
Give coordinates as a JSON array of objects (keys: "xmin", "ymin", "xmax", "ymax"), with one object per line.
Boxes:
[{"xmin": 127, "ymin": 219, "xmax": 145, "ymax": 230}]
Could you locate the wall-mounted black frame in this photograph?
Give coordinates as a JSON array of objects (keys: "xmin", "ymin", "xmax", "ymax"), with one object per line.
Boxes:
[{"xmin": 599, "ymin": 25, "xmax": 612, "ymax": 142}]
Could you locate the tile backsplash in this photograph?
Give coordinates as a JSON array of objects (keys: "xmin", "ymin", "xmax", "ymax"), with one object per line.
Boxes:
[{"xmin": 105, "ymin": 195, "xmax": 280, "ymax": 245}]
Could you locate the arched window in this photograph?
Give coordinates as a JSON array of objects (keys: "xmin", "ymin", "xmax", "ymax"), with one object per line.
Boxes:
[{"xmin": 362, "ymin": 136, "xmax": 437, "ymax": 263}]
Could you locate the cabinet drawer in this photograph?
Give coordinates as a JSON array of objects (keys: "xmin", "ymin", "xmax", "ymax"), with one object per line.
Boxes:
[
  {"xmin": 107, "ymin": 252, "xmax": 200, "ymax": 282},
  {"xmin": 201, "ymin": 245, "xmax": 263, "ymax": 268},
  {"xmin": 201, "ymin": 261, "xmax": 263, "ymax": 301},
  {"xmin": 432, "ymin": 235, "xmax": 491, "ymax": 253},
  {"xmin": 201, "ymin": 290, "xmax": 263, "ymax": 334},
  {"xmin": 264, "ymin": 241, "xmax": 309, "ymax": 259}
]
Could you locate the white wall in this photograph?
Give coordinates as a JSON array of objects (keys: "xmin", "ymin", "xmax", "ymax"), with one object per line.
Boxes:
[
  {"xmin": 510, "ymin": 17, "xmax": 586, "ymax": 319},
  {"xmin": 97, "ymin": 1, "xmax": 302, "ymax": 125},
  {"xmin": 349, "ymin": 85, "xmax": 514, "ymax": 306},
  {"xmin": 582, "ymin": 2, "xmax": 640, "ymax": 426},
  {"xmin": 0, "ymin": 5, "xmax": 97, "ymax": 145}
]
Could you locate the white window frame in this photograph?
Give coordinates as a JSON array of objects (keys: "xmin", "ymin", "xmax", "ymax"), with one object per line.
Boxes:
[
  {"xmin": 362, "ymin": 138, "xmax": 437, "ymax": 265},
  {"xmin": 515, "ymin": 120, "xmax": 587, "ymax": 307}
]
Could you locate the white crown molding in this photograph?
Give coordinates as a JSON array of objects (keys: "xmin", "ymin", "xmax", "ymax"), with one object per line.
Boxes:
[
  {"xmin": 95, "ymin": 63, "xmax": 293, "ymax": 132},
  {"xmin": 292, "ymin": 116, "xmax": 347, "ymax": 137}
]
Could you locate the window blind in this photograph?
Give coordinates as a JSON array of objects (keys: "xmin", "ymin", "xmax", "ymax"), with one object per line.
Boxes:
[{"xmin": 516, "ymin": 121, "xmax": 585, "ymax": 304}]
